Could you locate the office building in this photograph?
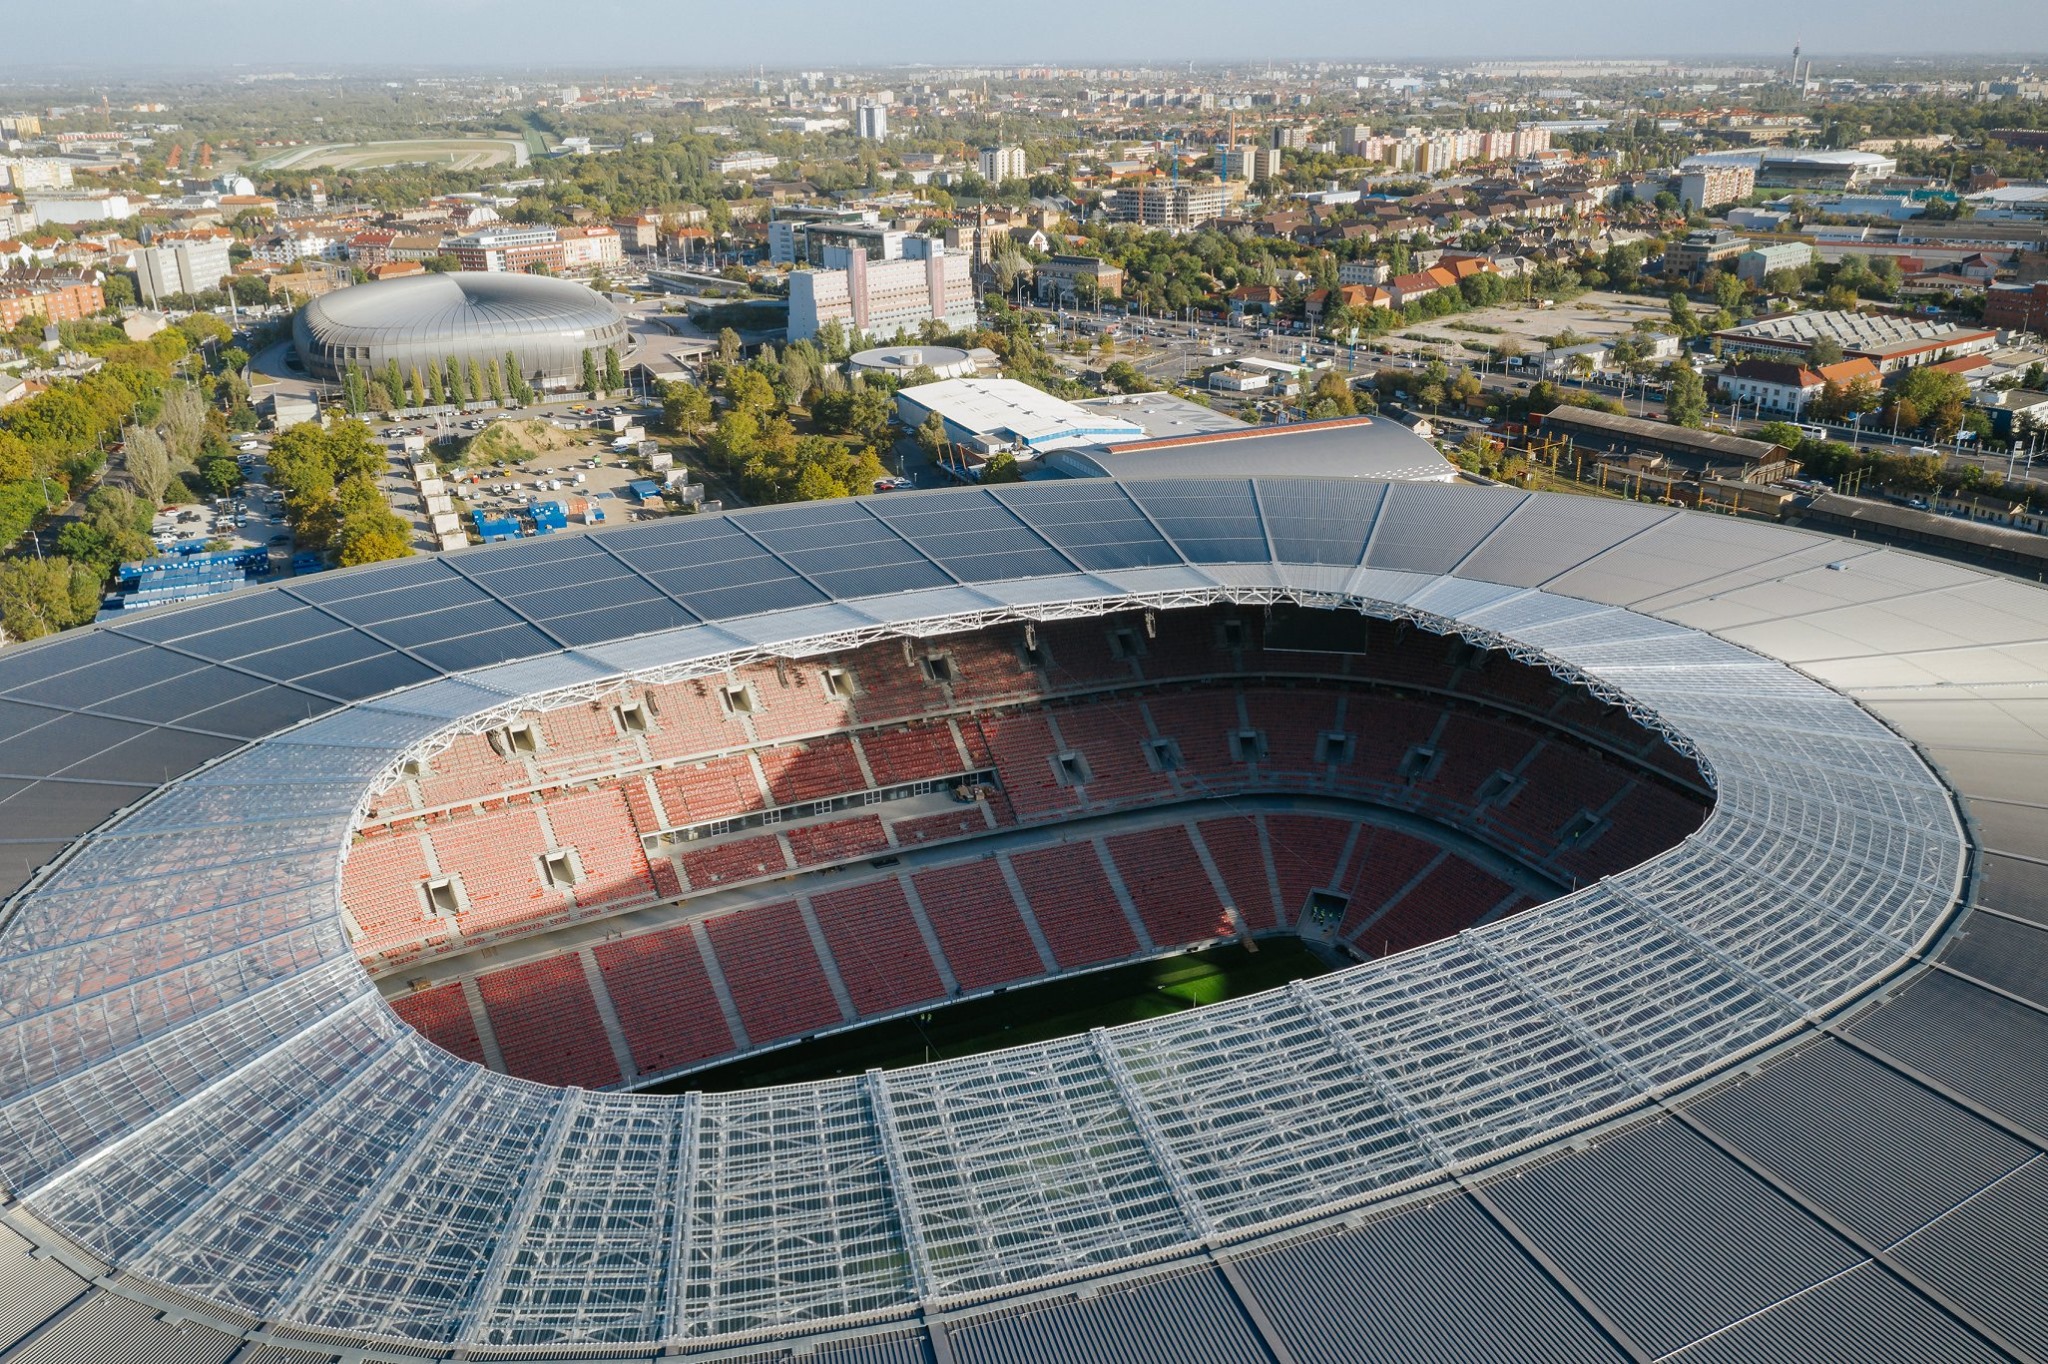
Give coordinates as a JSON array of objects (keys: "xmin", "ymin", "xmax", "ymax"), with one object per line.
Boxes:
[
  {"xmin": 1664, "ymin": 229, "xmax": 1753, "ymax": 284},
  {"xmin": 1735, "ymin": 241, "xmax": 1815, "ymax": 285},
  {"xmin": 768, "ymin": 210, "xmax": 898, "ymax": 267},
  {"xmin": 1034, "ymin": 254, "xmax": 1124, "ymax": 306},
  {"xmin": 786, "ymin": 236, "xmax": 977, "ymax": 342}
]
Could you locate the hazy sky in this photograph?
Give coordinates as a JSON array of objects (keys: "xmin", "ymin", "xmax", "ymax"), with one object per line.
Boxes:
[{"xmin": 7, "ymin": 0, "xmax": 2048, "ymax": 71}]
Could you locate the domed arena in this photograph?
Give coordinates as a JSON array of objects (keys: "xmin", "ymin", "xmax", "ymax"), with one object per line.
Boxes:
[
  {"xmin": 291, "ymin": 271, "xmax": 629, "ymax": 386},
  {"xmin": 1, "ymin": 476, "xmax": 2046, "ymax": 1364}
]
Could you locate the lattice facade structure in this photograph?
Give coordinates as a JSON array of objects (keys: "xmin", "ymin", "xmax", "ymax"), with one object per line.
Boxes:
[{"xmin": 0, "ymin": 479, "xmax": 1991, "ymax": 1358}]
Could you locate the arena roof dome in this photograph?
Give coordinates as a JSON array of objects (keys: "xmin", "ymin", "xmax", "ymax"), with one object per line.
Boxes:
[
  {"xmin": 849, "ymin": 344, "xmax": 976, "ymax": 381},
  {"xmin": 292, "ymin": 271, "xmax": 628, "ymax": 386},
  {"xmin": 1, "ymin": 480, "xmax": 2046, "ymax": 1363}
]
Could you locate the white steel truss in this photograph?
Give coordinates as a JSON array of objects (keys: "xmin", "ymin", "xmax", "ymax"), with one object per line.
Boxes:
[{"xmin": 0, "ymin": 568, "xmax": 1967, "ymax": 1352}]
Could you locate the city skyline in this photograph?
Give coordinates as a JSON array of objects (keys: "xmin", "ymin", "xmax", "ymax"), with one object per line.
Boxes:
[{"xmin": 6, "ymin": 0, "xmax": 2048, "ymax": 70}]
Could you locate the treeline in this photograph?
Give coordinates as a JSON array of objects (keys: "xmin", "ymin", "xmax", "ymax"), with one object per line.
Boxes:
[
  {"xmin": 266, "ymin": 419, "xmax": 413, "ymax": 567},
  {"xmin": 0, "ymin": 314, "xmax": 263, "ymax": 639},
  {"xmin": 338, "ymin": 350, "xmax": 549, "ymax": 414}
]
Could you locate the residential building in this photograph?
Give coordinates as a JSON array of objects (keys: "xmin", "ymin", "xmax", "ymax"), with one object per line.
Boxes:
[
  {"xmin": 1735, "ymin": 241, "xmax": 1816, "ymax": 285},
  {"xmin": 250, "ymin": 229, "xmax": 336, "ymax": 265},
  {"xmin": 1249, "ymin": 147, "xmax": 1283, "ymax": 181},
  {"xmin": 0, "ymin": 270, "xmax": 104, "ymax": 329},
  {"xmin": 135, "ymin": 228, "xmax": 232, "ymax": 300},
  {"xmin": 1338, "ymin": 259, "xmax": 1391, "ymax": 287},
  {"xmin": 856, "ymin": 103, "xmax": 889, "ymax": 142},
  {"xmin": 1034, "ymin": 254, "xmax": 1124, "ymax": 306},
  {"xmin": 345, "ymin": 230, "xmax": 399, "ymax": 267},
  {"xmin": 978, "ymin": 146, "xmax": 1027, "ymax": 186},
  {"xmin": 1676, "ymin": 158, "xmax": 1758, "ymax": 213},
  {"xmin": 612, "ymin": 214, "xmax": 666, "ymax": 251},
  {"xmin": 786, "ymin": 237, "xmax": 977, "ymax": 341},
  {"xmin": 0, "ymin": 158, "xmax": 73, "ymax": 192},
  {"xmin": 710, "ymin": 150, "xmax": 779, "ymax": 176},
  {"xmin": 448, "ymin": 225, "xmax": 565, "ymax": 274},
  {"xmin": 1271, "ymin": 126, "xmax": 1309, "ymax": 151},
  {"xmin": 1105, "ymin": 181, "xmax": 1229, "ymax": 232},
  {"xmin": 557, "ymin": 224, "xmax": 624, "ymax": 275}
]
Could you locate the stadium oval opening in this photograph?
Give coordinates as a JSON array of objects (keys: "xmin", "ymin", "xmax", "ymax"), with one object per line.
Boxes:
[{"xmin": 347, "ymin": 603, "xmax": 1710, "ymax": 1093}]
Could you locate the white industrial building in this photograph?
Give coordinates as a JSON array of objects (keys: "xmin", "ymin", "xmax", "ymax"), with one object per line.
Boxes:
[{"xmin": 894, "ymin": 377, "xmax": 1148, "ymax": 456}]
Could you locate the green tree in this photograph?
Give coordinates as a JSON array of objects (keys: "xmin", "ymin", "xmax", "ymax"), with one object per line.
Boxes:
[
  {"xmin": 661, "ymin": 381, "xmax": 712, "ymax": 435},
  {"xmin": 603, "ymin": 346, "xmax": 624, "ymax": 393},
  {"xmin": 915, "ymin": 410, "xmax": 949, "ymax": 462},
  {"xmin": 1668, "ymin": 292, "xmax": 1698, "ymax": 337},
  {"xmin": 581, "ymin": 348, "xmax": 602, "ymax": 396},
  {"xmin": 980, "ymin": 450, "xmax": 1023, "ymax": 483},
  {"xmin": 1712, "ymin": 271, "xmax": 1746, "ymax": 312},
  {"xmin": 124, "ymin": 425, "xmax": 175, "ymax": 507},
  {"xmin": 193, "ymin": 452, "xmax": 242, "ymax": 498},
  {"xmin": 1807, "ymin": 335, "xmax": 1845, "ymax": 366},
  {"xmin": 446, "ymin": 354, "xmax": 468, "ymax": 405},
  {"xmin": 469, "ymin": 357, "xmax": 488, "ymax": 406},
  {"xmin": 1102, "ymin": 360, "xmax": 1156, "ymax": 394},
  {"xmin": 1664, "ymin": 361, "xmax": 1708, "ymax": 429},
  {"xmin": 383, "ymin": 360, "xmax": 405, "ymax": 409},
  {"xmin": 0, "ymin": 559, "xmax": 100, "ymax": 640},
  {"xmin": 408, "ymin": 365, "xmax": 427, "ymax": 408},
  {"xmin": 485, "ymin": 357, "xmax": 505, "ymax": 404},
  {"xmin": 341, "ymin": 361, "xmax": 368, "ymax": 415},
  {"xmin": 504, "ymin": 352, "xmax": 534, "ymax": 404}
]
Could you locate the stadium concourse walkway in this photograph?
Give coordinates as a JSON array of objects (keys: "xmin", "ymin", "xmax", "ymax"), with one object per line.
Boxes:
[{"xmin": 380, "ymin": 791, "xmax": 1565, "ymax": 1089}]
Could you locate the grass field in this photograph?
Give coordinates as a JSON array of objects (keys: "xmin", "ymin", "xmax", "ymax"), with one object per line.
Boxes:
[
  {"xmin": 657, "ymin": 939, "xmax": 1337, "ymax": 1094},
  {"xmin": 254, "ymin": 137, "xmax": 527, "ymax": 173}
]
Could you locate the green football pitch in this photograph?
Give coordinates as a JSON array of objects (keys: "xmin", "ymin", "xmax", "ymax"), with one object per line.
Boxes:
[{"xmin": 657, "ymin": 937, "xmax": 1337, "ymax": 1094}]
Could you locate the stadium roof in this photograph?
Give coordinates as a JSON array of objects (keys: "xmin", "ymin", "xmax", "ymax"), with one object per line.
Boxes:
[
  {"xmin": 295, "ymin": 270, "xmax": 621, "ymax": 347},
  {"xmin": 1055, "ymin": 414, "xmax": 1458, "ymax": 482},
  {"xmin": 1, "ymin": 479, "xmax": 2046, "ymax": 1361}
]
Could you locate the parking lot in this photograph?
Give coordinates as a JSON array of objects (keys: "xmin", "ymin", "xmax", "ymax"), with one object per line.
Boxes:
[
  {"xmin": 379, "ymin": 400, "xmax": 684, "ymax": 545},
  {"xmin": 150, "ymin": 437, "xmax": 296, "ymax": 567}
]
